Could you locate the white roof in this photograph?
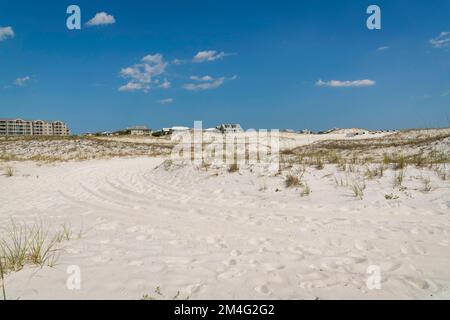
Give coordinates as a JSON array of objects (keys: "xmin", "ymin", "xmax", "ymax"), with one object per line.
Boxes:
[{"xmin": 171, "ymin": 126, "xmax": 190, "ymax": 131}]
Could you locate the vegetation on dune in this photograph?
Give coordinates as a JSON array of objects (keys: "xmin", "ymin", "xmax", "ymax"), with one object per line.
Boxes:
[{"xmin": 0, "ymin": 220, "xmax": 79, "ymax": 300}]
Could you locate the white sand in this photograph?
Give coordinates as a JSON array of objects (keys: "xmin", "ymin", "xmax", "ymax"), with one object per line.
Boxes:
[{"xmin": 1, "ymin": 156, "xmax": 449, "ymax": 300}]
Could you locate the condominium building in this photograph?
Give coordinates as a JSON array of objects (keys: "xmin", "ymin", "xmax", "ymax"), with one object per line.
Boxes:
[
  {"xmin": 0, "ymin": 118, "xmax": 70, "ymax": 136},
  {"xmin": 52, "ymin": 121, "xmax": 70, "ymax": 136},
  {"xmin": 32, "ymin": 120, "xmax": 54, "ymax": 136}
]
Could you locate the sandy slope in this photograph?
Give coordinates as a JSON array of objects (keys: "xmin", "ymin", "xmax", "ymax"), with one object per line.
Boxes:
[{"xmin": 1, "ymin": 157, "xmax": 449, "ymax": 300}]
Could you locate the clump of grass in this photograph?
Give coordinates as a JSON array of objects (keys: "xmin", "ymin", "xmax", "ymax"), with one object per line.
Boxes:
[
  {"xmin": 314, "ymin": 156, "xmax": 324, "ymax": 170},
  {"xmin": 0, "ymin": 220, "xmax": 73, "ymax": 276},
  {"xmin": 435, "ymin": 166, "xmax": 449, "ymax": 181},
  {"xmin": 413, "ymin": 153, "xmax": 426, "ymax": 168},
  {"xmin": 285, "ymin": 174, "xmax": 301, "ymax": 188},
  {"xmin": 365, "ymin": 165, "xmax": 384, "ymax": 180},
  {"xmin": 336, "ymin": 161, "xmax": 347, "ymax": 172},
  {"xmin": 326, "ymin": 151, "xmax": 341, "ymax": 164},
  {"xmin": 422, "ymin": 177, "xmax": 432, "ymax": 192},
  {"xmin": 59, "ymin": 223, "xmax": 73, "ymax": 242},
  {"xmin": 385, "ymin": 193, "xmax": 399, "ymax": 200},
  {"xmin": 394, "ymin": 169, "xmax": 406, "ymax": 188},
  {"xmin": 27, "ymin": 223, "xmax": 60, "ymax": 267},
  {"xmin": 228, "ymin": 163, "xmax": 239, "ymax": 173},
  {"xmin": 300, "ymin": 182, "xmax": 311, "ymax": 197},
  {"xmin": 393, "ymin": 157, "xmax": 406, "ymax": 170},
  {"xmin": 3, "ymin": 167, "xmax": 14, "ymax": 177},
  {"xmin": 334, "ymin": 176, "xmax": 347, "ymax": 187},
  {"xmin": 0, "ymin": 221, "xmax": 30, "ymax": 272},
  {"xmin": 383, "ymin": 154, "xmax": 407, "ymax": 170},
  {"xmin": 351, "ymin": 181, "xmax": 366, "ymax": 200}
]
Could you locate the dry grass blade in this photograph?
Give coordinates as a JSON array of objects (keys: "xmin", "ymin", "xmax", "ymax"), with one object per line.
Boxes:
[{"xmin": 0, "ymin": 255, "xmax": 6, "ymax": 300}]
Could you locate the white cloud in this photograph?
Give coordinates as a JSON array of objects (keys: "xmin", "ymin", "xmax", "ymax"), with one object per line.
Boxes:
[
  {"xmin": 183, "ymin": 75, "xmax": 236, "ymax": 91},
  {"xmin": 86, "ymin": 12, "xmax": 116, "ymax": 27},
  {"xmin": 193, "ymin": 50, "xmax": 227, "ymax": 63},
  {"xmin": 315, "ymin": 79, "xmax": 376, "ymax": 88},
  {"xmin": 0, "ymin": 26, "xmax": 15, "ymax": 41},
  {"xmin": 159, "ymin": 79, "xmax": 171, "ymax": 89},
  {"xmin": 378, "ymin": 46, "xmax": 389, "ymax": 51},
  {"xmin": 14, "ymin": 76, "xmax": 31, "ymax": 86},
  {"xmin": 190, "ymin": 75, "xmax": 214, "ymax": 82},
  {"xmin": 119, "ymin": 54, "xmax": 168, "ymax": 93},
  {"xmin": 172, "ymin": 58, "xmax": 185, "ymax": 65},
  {"xmin": 118, "ymin": 82, "xmax": 149, "ymax": 92},
  {"xmin": 158, "ymin": 98, "xmax": 174, "ymax": 105},
  {"xmin": 430, "ymin": 31, "xmax": 450, "ymax": 48}
]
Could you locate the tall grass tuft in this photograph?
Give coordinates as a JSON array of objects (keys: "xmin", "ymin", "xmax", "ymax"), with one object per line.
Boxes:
[
  {"xmin": 351, "ymin": 181, "xmax": 366, "ymax": 200},
  {"xmin": 27, "ymin": 223, "xmax": 60, "ymax": 267},
  {"xmin": 300, "ymin": 182, "xmax": 311, "ymax": 197},
  {"xmin": 0, "ymin": 221, "xmax": 29, "ymax": 272},
  {"xmin": 314, "ymin": 156, "xmax": 324, "ymax": 170},
  {"xmin": 394, "ymin": 169, "xmax": 406, "ymax": 188},
  {"xmin": 285, "ymin": 174, "xmax": 301, "ymax": 188},
  {"xmin": 4, "ymin": 167, "xmax": 14, "ymax": 177},
  {"xmin": 365, "ymin": 165, "xmax": 384, "ymax": 180},
  {"xmin": 422, "ymin": 177, "xmax": 432, "ymax": 192},
  {"xmin": 0, "ymin": 220, "xmax": 71, "ymax": 274}
]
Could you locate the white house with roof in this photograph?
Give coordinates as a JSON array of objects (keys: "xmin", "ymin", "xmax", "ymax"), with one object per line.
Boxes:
[
  {"xmin": 127, "ymin": 125, "xmax": 152, "ymax": 135},
  {"xmin": 216, "ymin": 124, "xmax": 243, "ymax": 134}
]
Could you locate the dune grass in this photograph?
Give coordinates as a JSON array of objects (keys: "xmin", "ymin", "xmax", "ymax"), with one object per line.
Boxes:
[
  {"xmin": 300, "ymin": 182, "xmax": 311, "ymax": 197},
  {"xmin": 285, "ymin": 174, "xmax": 301, "ymax": 188},
  {"xmin": 422, "ymin": 177, "xmax": 432, "ymax": 192},
  {"xmin": 0, "ymin": 255, "xmax": 6, "ymax": 300},
  {"xmin": 0, "ymin": 220, "xmax": 76, "ymax": 300},
  {"xmin": 351, "ymin": 181, "xmax": 366, "ymax": 200},
  {"xmin": 3, "ymin": 167, "xmax": 14, "ymax": 177},
  {"xmin": 228, "ymin": 163, "xmax": 239, "ymax": 173},
  {"xmin": 394, "ymin": 169, "xmax": 406, "ymax": 188}
]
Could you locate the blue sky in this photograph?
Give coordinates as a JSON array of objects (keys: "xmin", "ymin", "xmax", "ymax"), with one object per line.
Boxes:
[{"xmin": 1, "ymin": 0, "xmax": 449, "ymax": 133}]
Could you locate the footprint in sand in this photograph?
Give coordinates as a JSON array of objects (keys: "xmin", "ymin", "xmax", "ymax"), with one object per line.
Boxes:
[
  {"xmin": 218, "ymin": 268, "xmax": 247, "ymax": 279},
  {"xmin": 400, "ymin": 244, "xmax": 427, "ymax": 256},
  {"xmin": 92, "ymin": 256, "xmax": 112, "ymax": 263},
  {"xmin": 230, "ymin": 249, "xmax": 242, "ymax": 257},
  {"xmin": 255, "ymin": 284, "xmax": 271, "ymax": 295},
  {"xmin": 128, "ymin": 260, "xmax": 144, "ymax": 267},
  {"xmin": 126, "ymin": 226, "xmax": 140, "ymax": 233},
  {"xmin": 438, "ymin": 240, "xmax": 449, "ymax": 247},
  {"xmin": 186, "ymin": 283, "xmax": 203, "ymax": 295},
  {"xmin": 223, "ymin": 259, "xmax": 237, "ymax": 266},
  {"xmin": 380, "ymin": 261, "xmax": 402, "ymax": 272},
  {"xmin": 402, "ymin": 277, "xmax": 432, "ymax": 290},
  {"xmin": 354, "ymin": 240, "xmax": 373, "ymax": 251},
  {"xmin": 248, "ymin": 237, "xmax": 271, "ymax": 246},
  {"xmin": 262, "ymin": 263, "xmax": 285, "ymax": 272},
  {"xmin": 96, "ymin": 221, "xmax": 121, "ymax": 231},
  {"xmin": 136, "ymin": 235, "xmax": 152, "ymax": 241}
]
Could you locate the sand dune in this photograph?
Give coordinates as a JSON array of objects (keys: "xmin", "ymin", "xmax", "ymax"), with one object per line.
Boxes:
[{"xmin": 1, "ymin": 153, "xmax": 449, "ymax": 299}]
